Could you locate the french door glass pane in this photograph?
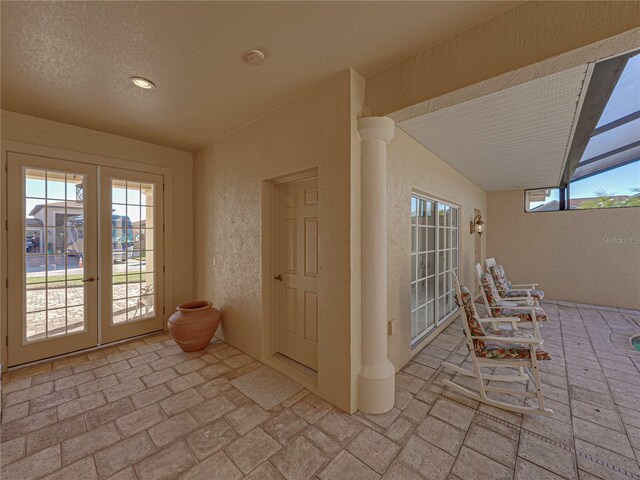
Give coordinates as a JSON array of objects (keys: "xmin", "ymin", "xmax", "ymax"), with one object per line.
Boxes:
[
  {"xmin": 417, "ymin": 227, "xmax": 426, "ymax": 252},
  {"xmin": 411, "ymin": 256, "xmax": 417, "ymax": 282},
  {"xmin": 416, "ymin": 305, "xmax": 426, "ymax": 336},
  {"xmin": 24, "ymin": 168, "xmax": 86, "ymax": 342},
  {"xmin": 427, "ymin": 226, "xmax": 435, "ymax": 249},
  {"xmin": 427, "ymin": 301, "xmax": 435, "ymax": 328},
  {"xmin": 411, "ymin": 197, "xmax": 418, "ymax": 224},
  {"xmin": 427, "ymin": 202, "xmax": 435, "ymax": 226},
  {"xmin": 427, "ymin": 275, "xmax": 435, "ymax": 297},
  {"xmin": 427, "ymin": 252, "xmax": 435, "ymax": 276},
  {"xmin": 411, "ymin": 194, "xmax": 459, "ymax": 344},
  {"xmin": 111, "ymin": 179, "xmax": 155, "ymax": 325}
]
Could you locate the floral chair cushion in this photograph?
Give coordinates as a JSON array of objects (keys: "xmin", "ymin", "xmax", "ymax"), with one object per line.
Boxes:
[
  {"xmin": 490, "ymin": 265, "xmax": 512, "ymax": 291},
  {"xmin": 480, "ymin": 273, "xmax": 503, "ymax": 307},
  {"xmin": 500, "ymin": 307, "xmax": 548, "ymax": 322},
  {"xmin": 456, "ymin": 286, "xmax": 485, "ymax": 354},
  {"xmin": 481, "ymin": 273, "xmax": 547, "ymax": 322},
  {"xmin": 490, "ymin": 265, "xmax": 545, "ymax": 300},
  {"xmin": 480, "ymin": 330, "xmax": 551, "ymax": 360}
]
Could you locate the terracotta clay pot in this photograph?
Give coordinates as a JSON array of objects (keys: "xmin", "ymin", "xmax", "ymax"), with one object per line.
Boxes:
[{"xmin": 168, "ymin": 301, "xmax": 221, "ymax": 352}]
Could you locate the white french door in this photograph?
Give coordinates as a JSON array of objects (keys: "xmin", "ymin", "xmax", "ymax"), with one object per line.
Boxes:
[
  {"xmin": 6, "ymin": 153, "xmax": 164, "ymax": 366},
  {"xmin": 7, "ymin": 153, "xmax": 99, "ymax": 365},
  {"xmin": 411, "ymin": 194, "xmax": 459, "ymax": 345},
  {"xmin": 99, "ymin": 168, "xmax": 164, "ymax": 344}
]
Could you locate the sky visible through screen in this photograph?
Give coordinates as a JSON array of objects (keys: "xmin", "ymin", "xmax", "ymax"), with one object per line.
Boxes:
[{"xmin": 571, "ymin": 160, "xmax": 640, "ymax": 198}]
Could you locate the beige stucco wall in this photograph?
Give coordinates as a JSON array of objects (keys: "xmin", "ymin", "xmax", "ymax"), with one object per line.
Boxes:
[
  {"xmin": 386, "ymin": 128, "xmax": 487, "ymax": 369},
  {"xmin": 193, "ymin": 70, "xmax": 355, "ymax": 412},
  {"xmin": 367, "ymin": 1, "xmax": 640, "ymax": 116},
  {"xmin": 487, "ymin": 190, "xmax": 640, "ymax": 310}
]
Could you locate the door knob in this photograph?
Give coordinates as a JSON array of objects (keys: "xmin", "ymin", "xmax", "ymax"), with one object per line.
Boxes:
[
  {"xmin": 82, "ymin": 277, "xmax": 96, "ymax": 282},
  {"xmin": 274, "ymin": 274, "xmax": 283, "ymax": 281}
]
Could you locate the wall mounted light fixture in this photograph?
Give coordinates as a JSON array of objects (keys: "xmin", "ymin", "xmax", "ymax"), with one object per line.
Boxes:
[{"xmin": 470, "ymin": 214, "xmax": 485, "ymax": 236}]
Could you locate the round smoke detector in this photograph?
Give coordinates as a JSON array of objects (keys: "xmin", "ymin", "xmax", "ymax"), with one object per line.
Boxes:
[{"xmin": 246, "ymin": 49, "xmax": 265, "ymax": 66}]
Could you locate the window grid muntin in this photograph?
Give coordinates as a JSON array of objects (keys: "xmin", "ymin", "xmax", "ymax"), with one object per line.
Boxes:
[{"xmin": 411, "ymin": 194, "xmax": 459, "ymax": 345}]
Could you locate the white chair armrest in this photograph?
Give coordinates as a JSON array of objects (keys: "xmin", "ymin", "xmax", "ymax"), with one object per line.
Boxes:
[
  {"xmin": 478, "ymin": 317, "xmax": 521, "ymax": 323},
  {"xmin": 494, "ymin": 305, "xmax": 536, "ymax": 311},
  {"xmin": 511, "ymin": 283, "xmax": 538, "ymax": 288},
  {"xmin": 501, "ymin": 296, "xmax": 531, "ymax": 302},
  {"xmin": 500, "ymin": 288, "xmax": 534, "ymax": 293},
  {"xmin": 473, "ymin": 335, "xmax": 543, "ymax": 345}
]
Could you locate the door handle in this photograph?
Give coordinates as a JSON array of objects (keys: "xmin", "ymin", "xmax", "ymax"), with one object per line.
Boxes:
[
  {"xmin": 82, "ymin": 277, "xmax": 96, "ymax": 283},
  {"xmin": 274, "ymin": 274, "xmax": 283, "ymax": 281}
]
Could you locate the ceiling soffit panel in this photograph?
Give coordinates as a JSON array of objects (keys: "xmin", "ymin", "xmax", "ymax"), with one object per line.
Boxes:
[{"xmin": 399, "ymin": 64, "xmax": 589, "ymax": 191}]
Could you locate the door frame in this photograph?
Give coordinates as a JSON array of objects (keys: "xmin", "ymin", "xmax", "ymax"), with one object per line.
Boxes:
[
  {"xmin": 261, "ymin": 168, "xmax": 318, "ymax": 375},
  {"xmin": 1, "ymin": 140, "xmax": 175, "ymax": 370}
]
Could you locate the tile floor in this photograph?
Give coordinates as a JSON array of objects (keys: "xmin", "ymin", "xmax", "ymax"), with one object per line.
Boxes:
[{"xmin": 2, "ymin": 299, "xmax": 640, "ymax": 480}]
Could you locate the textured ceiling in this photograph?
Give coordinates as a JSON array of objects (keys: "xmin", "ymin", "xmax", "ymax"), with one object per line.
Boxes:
[
  {"xmin": 1, "ymin": 1, "xmax": 520, "ymax": 151},
  {"xmin": 399, "ymin": 65, "xmax": 590, "ymax": 191}
]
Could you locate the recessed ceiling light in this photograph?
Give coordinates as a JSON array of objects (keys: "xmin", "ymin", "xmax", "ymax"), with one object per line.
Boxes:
[
  {"xmin": 245, "ymin": 49, "xmax": 265, "ymax": 66},
  {"xmin": 130, "ymin": 76, "xmax": 155, "ymax": 89}
]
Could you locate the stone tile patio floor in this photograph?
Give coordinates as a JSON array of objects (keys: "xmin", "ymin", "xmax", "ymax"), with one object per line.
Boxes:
[{"xmin": 2, "ymin": 299, "xmax": 640, "ymax": 479}]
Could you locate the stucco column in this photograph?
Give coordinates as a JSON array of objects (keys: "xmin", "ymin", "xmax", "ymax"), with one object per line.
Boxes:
[{"xmin": 357, "ymin": 116, "xmax": 396, "ymax": 414}]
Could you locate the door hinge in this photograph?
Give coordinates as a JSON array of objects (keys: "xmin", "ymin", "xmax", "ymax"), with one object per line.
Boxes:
[
  {"xmin": 162, "ymin": 224, "xmax": 165, "ymax": 233},
  {"xmin": 162, "ymin": 265, "xmax": 165, "ymax": 274},
  {"xmin": 4, "ymin": 162, "xmax": 7, "ymax": 172},
  {"xmin": 163, "ymin": 306, "xmax": 166, "ymax": 314},
  {"xmin": 5, "ymin": 278, "xmax": 8, "ymax": 288},
  {"xmin": 4, "ymin": 220, "xmax": 7, "ymax": 231},
  {"xmin": 162, "ymin": 183, "xmax": 165, "ymax": 191},
  {"xmin": 5, "ymin": 336, "xmax": 8, "ymax": 346}
]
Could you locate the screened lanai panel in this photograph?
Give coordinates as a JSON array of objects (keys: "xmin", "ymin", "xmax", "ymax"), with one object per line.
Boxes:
[
  {"xmin": 595, "ymin": 55, "xmax": 640, "ymax": 128},
  {"xmin": 573, "ymin": 144, "xmax": 640, "ymax": 181},
  {"xmin": 572, "ymin": 54, "xmax": 640, "ymax": 181}
]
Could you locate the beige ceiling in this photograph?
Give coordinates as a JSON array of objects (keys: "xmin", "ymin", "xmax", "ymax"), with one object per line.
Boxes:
[{"xmin": 1, "ymin": 1, "xmax": 520, "ymax": 151}]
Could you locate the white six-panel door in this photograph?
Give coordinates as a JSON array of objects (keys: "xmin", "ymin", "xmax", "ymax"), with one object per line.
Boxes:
[{"xmin": 276, "ymin": 178, "xmax": 319, "ymax": 370}]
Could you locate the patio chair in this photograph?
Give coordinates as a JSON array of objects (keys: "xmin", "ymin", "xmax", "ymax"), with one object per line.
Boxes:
[
  {"xmin": 475, "ymin": 264, "xmax": 548, "ymax": 331},
  {"xmin": 485, "ymin": 258, "xmax": 544, "ymax": 300},
  {"xmin": 456, "ymin": 279, "xmax": 521, "ymax": 333},
  {"xmin": 132, "ymin": 284, "xmax": 154, "ymax": 319},
  {"xmin": 442, "ymin": 275, "xmax": 554, "ymax": 416}
]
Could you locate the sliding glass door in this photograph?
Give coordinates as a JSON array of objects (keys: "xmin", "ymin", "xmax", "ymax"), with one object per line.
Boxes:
[{"xmin": 411, "ymin": 194, "xmax": 459, "ymax": 345}]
